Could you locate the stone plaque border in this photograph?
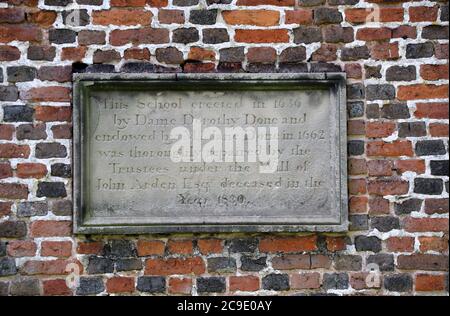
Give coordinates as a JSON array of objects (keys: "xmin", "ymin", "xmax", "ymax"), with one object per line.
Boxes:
[{"xmin": 73, "ymin": 73, "xmax": 348, "ymax": 234}]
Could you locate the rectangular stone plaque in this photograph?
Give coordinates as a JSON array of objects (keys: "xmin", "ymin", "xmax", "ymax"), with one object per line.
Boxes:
[{"xmin": 73, "ymin": 73, "xmax": 348, "ymax": 234}]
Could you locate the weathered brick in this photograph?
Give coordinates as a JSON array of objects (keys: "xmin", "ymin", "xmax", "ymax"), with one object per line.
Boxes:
[
  {"xmin": 144, "ymin": 257, "xmax": 205, "ymax": 275},
  {"xmin": 30, "ymin": 220, "xmax": 71, "ymax": 237},
  {"xmin": 202, "ymin": 28, "xmax": 229, "ymax": 44},
  {"xmin": 235, "ymin": 29, "xmax": 289, "ymax": 43},
  {"xmin": 137, "ymin": 276, "xmax": 165, "ymax": 293},
  {"xmin": 93, "ymin": 9, "xmax": 152, "ymax": 26},
  {"xmin": 262, "ymin": 274, "xmax": 289, "ymax": 291}
]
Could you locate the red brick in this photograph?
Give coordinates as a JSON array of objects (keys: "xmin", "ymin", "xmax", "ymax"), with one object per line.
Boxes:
[
  {"xmin": 22, "ymin": 259, "xmax": 82, "ymax": 275},
  {"xmin": 77, "ymin": 242, "xmax": 104, "ymax": 255},
  {"xmin": 311, "ymin": 44, "xmax": 337, "ymax": 62},
  {"xmin": 229, "ymin": 276, "xmax": 260, "ymax": 292},
  {"xmin": 169, "ymin": 277, "xmax": 192, "ymax": 294},
  {"xmin": 144, "ymin": 257, "xmax": 205, "ymax": 275},
  {"xmin": 0, "ymin": 8, "xmax": 25, "ymax": 23},
  {"xmin": 35, "ymin": 106, "xmax": 72, "ymax": 122},
  {"xmin": 409, "ymin": 6, "xmax": 439, "ymax": 22},
  {"xmin": 415, "ymin": 102, "xmax": 449, "ymax": 119},
  {"xmin": 367, "ymin": 160, "xmax": 393, "ymax": 176},
  {"xmin": 167, "ymin": 240, "xmax": 193, "ymax": 255},
  {"xmin": 0, "ymin": 25, "xmax": 41, "ymax": 42},
  {"xmin": 345, "ymin": 8, "xmax": 402, "ymax": 23},
  {"xmin": 16, "ymin": 163, "xmax": 47, "ymax": 179},
  {"xmin": 380, "ymin": 8, "xmax": 404, "ymax": 22},
  {"xmin": 237, "ymin": 0, "xmax": 294, "ymax": 5},
  {"xmin": 188, "ymin": 47, "xmax": 215, "ymax": 61},
  {"xmin": 41, "ymin": 241, "xmax": 72, "ymax": 258},
  {"xmin": 0, "ymin": 45, "xmax": 21, "ymax": 61},
  {"xmin": 424, "ymin": 199, "xmax": 448, "ymax": 215},
  {"xmin": 290, "ymin": 272, "xmax": 320, "ymax": 289},
  {"xmin": 367, "ymin": 140, "xmax": 413, "ymax": 157},
  {"xmin": 106, "ymin": 277, "xmax": 135, "ymax": 293},
  {"xmin": 124, "ymin": 47, "xmax": 151, "ymax": 60},
  {"xmin": 435, "ymin": 43, "xmax": 449, "ymax": 59},
  {"xmin": 0, "ymin": 124, "xmax": 15, "ymax": 140},
  {"xmin": 349, "ymin": 196, "xmax": 368, "ymax": 214},
  {"xmin": 345, "ymin": 63, "xmax": 362, "ymax": 79},
  {"xmin": 0, "ymin": 183, "xmax": 29, "ymax": 199},
  {"xmin": 356, "ymin": 27, "xmax": 391, "ymax": 41},
  {"xmin": 0, "ymin": 201, "xmax": 12, "ymax": 217},
  {"xmin": 7, "ymin": 240, "xmax": 37, "ymax": 257},
  {"xmin": 111, "ymin": 0, "xmax": 146, "ymax": 6},
  {"xmin": 398, "ymin": 84, "xmax": 449, "ymax": 101},
  {"xmin": 348, "ymin": 158, "xmax": 367, "ymax": 175},
  {"xmin": 223, "ymin": 10, "xmax": 279, "ymax": 26},
  {"xmin": 0, "ymin": 144, "xmax": 30, "ymax": 158},
  {"xmin": 420, "ymin": 64, "xmax": 449, "ymax": 81},
  {"xmin": 43, "ymin": 279, "xmax": 72, "ymax": 296},
  {"xmin": 272, "ymin": 254, "xmax": 310, "ymax": 270},
  {"xmin": 110, "ymin": 28, "xmax": 169, "ymax": 46},
  {"xmin": 349, "ymin": 179, "xmax": 367, "ymax": 195},
  {"xmin": 28, "ymin": 10, "xmax": 57, "ymax": 28},
  {"xmin": 397, "ymin": 254, "xmax": 448, "ymax": 271},
  {"xmin": 369, "ymin": 197, "xmax": 390, "ymax": 215},
  {"xmin": 259, "ymin": 236, "xmax": 317, "ymax": 253},
  {"xmin": 394, "ymin": 160, "xmax": 426, "ymax": 175},
  {"xmin": 247, "ymin": 47, "xmax": 276, "ymax": 63},
  {"xmin": 158, "ymin": 9, "xmax": 184, "ymax": 24},
  {"xmin": 61, "ymin": 47, "xmax": 86, "ymax": 61},
  {"xmin": 326, "ymin": 236, "xmax": 347, "ymax": 252},
  {"xmin": 419, "ymin": 236, "xmax": 448, "ymax": 253},
  {"xmin": 366, "ymin": 121, "xmax": 396, "ymax": 138},
  {"xmin": 403, "ymin": 217, "xmax": 448, "ymax": 233},
  {"xmin": 184, "ymin": 63, "xmax": 215, "ymax": 73},
  {"xmin": 429, "ymin": 123, "xmax": 449, "ymax": 137},
  {"xmin": 285, "ymin": 9, "xmax": 312, "ymax": 25},
  {"xmin": 386, "ymin": 237, "xmax": 415, "ymax": 252},
  {"xmin": 147, "ymin": 0, "xmax": 167, "ymax": 7},
  {"xmin": 416, "ymin": 274, "xmax": 446, "ymax": 292},
  {"xmin": 368, "ymin": 179, "xmax": 409, "ymax": 195},
  {"xmin": 30, "ymin": 220, "xmax": 72, "ymax": 237},
  {"xmin": 21, "ymin": 87, "xmax": 71, "ymax": 102},
  {"xmin": 370, "ymin": 42, "xmax": 399, "ymax": 60},
  {"xmin": 392, "ymin": 25, "xmax": 417, "ymax": 39},
  {"xmin": 0, "ymin": 162, "xmax": 12, "ymax": 179},
  {"xmin": 197, "ymin": 239, "xmax": 222, "ymax": 255},
  {"xmin": 93, "ymin": 9, "xmax": 152, "ymax": 26},
  {"xmin": 235, "ymin": 29, "xmax": 289, "ymax": 43},
  {"xmin": 52, "ymin": 124, "xmax": 72, "ymax": 139},
  {"xmin": 137, "ymin": 240, "xmax": 165, "ymax": 256}
]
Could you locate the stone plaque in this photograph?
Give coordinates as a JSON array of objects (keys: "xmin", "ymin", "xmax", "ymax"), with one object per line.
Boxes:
[{"xmin": 73, "ymin": 73, "xmax": 347, "ymax": 233}]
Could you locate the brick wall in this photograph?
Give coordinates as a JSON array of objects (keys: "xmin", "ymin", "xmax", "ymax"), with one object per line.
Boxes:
[{"xmin": 0, "ymin": 0, "xmax": 448, "ymax": 296}]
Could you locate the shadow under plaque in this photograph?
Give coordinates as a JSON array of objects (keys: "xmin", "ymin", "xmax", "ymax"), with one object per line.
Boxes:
[{"xmin": 73, "ymin": 73, "xmax": 348, "ymax": 234}]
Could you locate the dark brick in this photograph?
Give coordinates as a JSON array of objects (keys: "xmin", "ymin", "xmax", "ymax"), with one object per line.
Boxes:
[
  {"xmin": 422, "ymin": 25, "xmax": 449, "ymax": 40},
  {"xmin": 189, "ymin": 9, "xmax": 217, "ymax": 25},
  {"xmin": 367, "ymin": 254, "xmax": 395, "ymax": 272},
  {"xmin": 51, "ymin": 163, "xmax": 71, "ymax": 178},
  {"xmin": 406, "ymin": 43, "xmax": 434, "ymax": 58},
  {"xmin": 17, "ymin": 201, "xmax": 48, "ymax": 217},
  {"xmin": 7, "ymin": 66, "xmax": 37, "ymax": 83},
  {"xmin": 0, "ymin": 221, "xmax": 27, "ymax": 238},
  {"xmin": 16, "ymin": 124, "xmax": 47, "ymax": 140},
  {"xmin": 279, "ymin": 47, "xmax": 305, "ymax": 63},
  {"xmin": 430, "ymin": 160, "xmax": 449, "ymax": 176},
  {"xmin": 394, "ymin": 199, "xmax": 422, "ymax": 215},
  {"xmin": 116, "ymin": 258, "xmax": 142, "ymax": 272},
  {"xmin": 384, "ymin": 274, "xmax": 412, "ymax": 292},
  {"xmin": 347, "ymin": 101, "xmax": 364, "ymax": 118},
  {"xmin": 219, "ymin": 47, "xmax": 244, "ymax": 63},
  {"xmin": 45, "ymin": 0, "xmax": 73, "ymax": 5},
  {"xmin": 328, "ymin": 0, "xmax": 358, "ymax": 4},
  {"xmin": 293, "ymin": 26, "xmax": 322, "ymax": 44},
  {"xmin": 121, "ymin": 62, "xmax": 155, "ymax": 73},
  {"xmin": 136, "ymin": 276, "xmax": 165, "ymax": 293},
  {"xmin": 27, "ymin": 46, "xmax": 56, "ymax": 61},
  {"xmin": 386, "ymin": 65, "xmax": 416, "ymax": 81},
  {"xmin": 0, "ymin": 86, "xmax": 19, "ymax": 101},
  {"xmin": 0, "ymin": 282, "xmax": 8, "ymax": 296},
  {"xmin": 173, "ymin": 0, "xmax": 199, "ymax": 5},
  {"xmin": 298, "ymin": 0, "xmax": 325, "ymax": 5},
  {"xmin": 323, "ymin": 273, "xmax": 349, "ymax": 290},
  {"xmin": 334, "ymin": 255, "xmax": 362, "ymax": 271},
  {"xmin": 0, "ymin": 257, "xmax": 17, "ymax": 276},
  {"xmin": 278, "ymin": 63, "xmax": 308, "ymax": 73},
  {"xmin": 36, "ymin": 182, "xmax": 67, "ymax": 198},
  {"xmin": 87, "ymin": 256, "xmax": 114, "ymax": 274},
  {"xmin": 228, "ymin": 238, "xmax": 258, "ymax": 253},
  {"xmin": 110, "ymin": 240, "xmax": 135, "ymax": 258},
  {"xmin": 76, "ymin": 0, "xmax": 103, "ymax": 4},
  {"xmin": 207, "ymin": 257, "xmax": 236, "ymax": 273},
  {"xmin": 370, "ymin": 216, "xmax": 400, "ymax": 232},
  {"xmin": 35, "ymin": 142, "xmax": 67, "ymax": 158},
  {"xmin": 2, "ymin": 105, "xmax": 33, "ymax": 122},
  {"xmin": 349, "ymin": 215, "xmax": 368, "ymax": 231},
  {"xmin": 240, "ymin": 256, "xmax": 267, "ymax": 272},
  {"xmin": 76, "ymin": 277, "xmax": 104, "ymax": 295},
  {"xmin": 355, "ymin": 236, "xmax": 381, "ymax": 252},
  {"xmin": 10, "ymin": 279, "xmax": 40, "ymax": 296},
  {"xmin": 0, "ymin": 242, "xmax": 5, "ymax": 257},
  {"xmin": 398, "ymin": 122, "xmax": 427, "ymax": 137},
  {"xmin": 197, "ymin": 277, "xmax": 226, "ymax": 293},
  {"xmin": 314, "ymin": 8, "xmax": 342, "ymax": 24},
  {"xmin": 365, "ymin": 65, "xmax": 382, "ymax": 79},
  {"xmin": 323, "ymin": 25, "xmax": 353, "ymax": 43},
  {"xmin": 62, "ymin": 9, "xmax": 90, "ymax": 27},
  {"xmin": 366, "ymin": 104, "xmax": 380, "ymax": 119},
  {"xmin": 348, "ymin": 140, "xmax": 364, "ymax": 156},
  {"xmin": 415, "ymin": 140, "xmax": 446, "ymax": 156},
  {"xmin": 262, "ymin": 274, "xmax": 289, "ymax": 291},
  {"xmin": 202, "ymin": 28, "xmax": 229, "ymax": 44},
  {"xmin": 366, "ymin": 84, "xmax": 395, "ymax": 101},
  {"xmin": 156, "ymin": 47, "xmax": 183, "ymax": 65},
  {"xmin": 381, "ymin": 103, "xmax": 410, "ymax": 119},
  {"xmin": 441, "ymin": 5, "xmax": 449, "ymax": 22},
  {"xmin": 172, "ymin": 28, "xmax": 199, "ymax": 44},
  {"xmin": 51, "ymin": 199, "xmax": 72, "ymax": 216},
  {"xmin": 346, "ymin": 83, "xmax": 365, "ymax": 100},
  {"xmin": 414, "ymin": 178, "xmax": 443, "ymax": 195},
  {"xmin": 310, "ymin": 62, "xmax": 341, "ymax": 73},
  {"xmin": 341, "ymin": 46, "xmax": 370, "ymax": 61},
  {"xmin": 49, "ymin": 29, "xmax": 77, "ymax": 44}
]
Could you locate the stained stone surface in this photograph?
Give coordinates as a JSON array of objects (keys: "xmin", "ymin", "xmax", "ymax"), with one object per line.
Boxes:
[{"xmin": 73, "ymin": 73, "xmax": 347, "ymax": 233}]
